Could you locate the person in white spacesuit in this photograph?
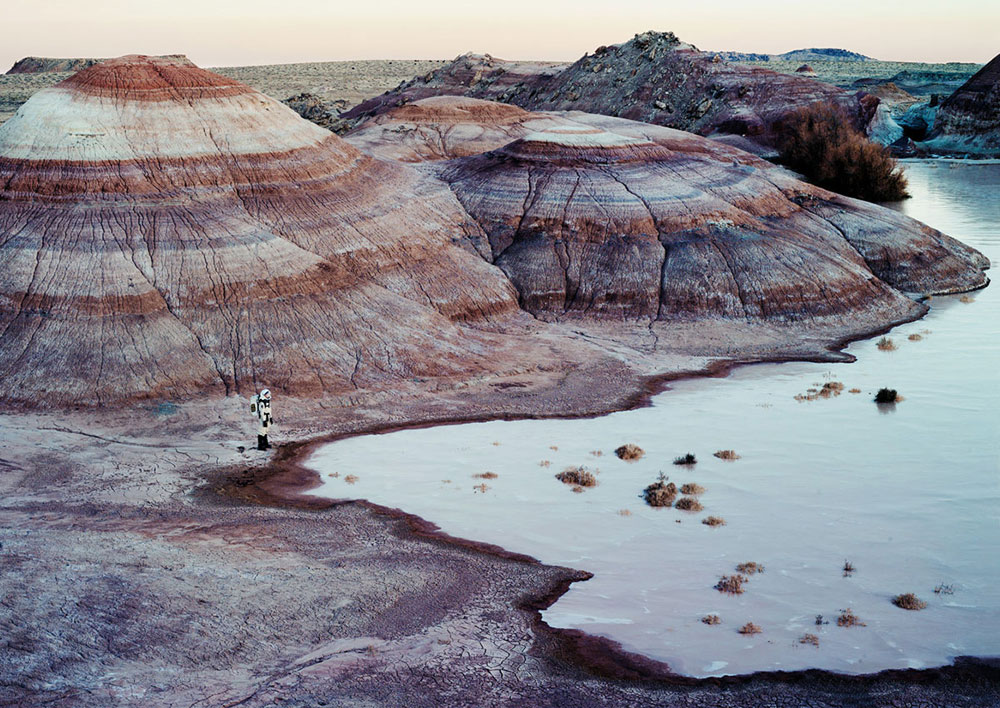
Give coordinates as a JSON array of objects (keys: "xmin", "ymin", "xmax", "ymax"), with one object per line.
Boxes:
[{"xmin": 250, "ymin": 388, "xmax": 274, "ymax": 451}]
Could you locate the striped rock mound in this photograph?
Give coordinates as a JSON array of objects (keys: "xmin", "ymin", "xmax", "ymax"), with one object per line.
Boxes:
[
  {"xmin": 430, "ymin": 118, "xmax": 988, "ymax": 322},
  {"xmin": 0, "ymin": 55, "xmax": 521, "ymax": 406},
  {"xmin": 926, "ymin": 52, "xmax": 1000, "ymax": 156}
]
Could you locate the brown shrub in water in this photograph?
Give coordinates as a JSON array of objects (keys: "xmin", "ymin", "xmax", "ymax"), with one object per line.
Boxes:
[
  {"xmin": 837, "ymin": 608, "xmax": 866, "ymax": 627},
  {"xmin": 673, "ymin": 453, "xmax": 697, "ymax": 466},
  {"xmin": 615, "ymin": 444, "xmax": 645, "ymax": 461},
  {"xmin": 736, "ymin": 562, "xmax": 765, "ymax": 575},
  {"xmin": 843, "ymin": 560, "xmax": 856, "ymax": 576},
  {"xmin": 473, "ymin": 483, "xmax": 490, "ymax": 493},
  {"xmin": 877, "ymin": 336, "xmax": 897, "ymax": 351},
  {"xmin": 714, "ymin": 449, "xmax": 740, "ymax": 460},
  {"xmin": 556, "ymin": 466, "xmax": 597, "ymax": 488},
  {"xmin": 738, "ymin": 622, "xmax": 762, "ymax": 635},
  {"xmin": 590, "ymin": 450, "xmax": 604, "ymax": 457},
  {"xmin": 777, "ymin": 103, "xmax": 909, "ymax": 201},
  {"xmin": 715, "ymin": 574, "xmax": 748, "ymax": 595},
  {"xmin": 539, "ymin": 460, "xmax": 551, "ymax": 468},
  {"xmin": 643, "ymin": 474, "xmax": 677, "ymax": 507},
  {"xmin": 702, "ymin": 516, "xmax": 727, "ymax": 527},
  {"xmin": 702, "ymin": 614, "xmax": 722, "ymax": 625},
  {"xmin": 344, "ymin": 475, "xmax": 359, "ymax": 485},
  {"xmin": 473, "ymin": 472, "xmax": 498, "ymax": 480},
  {"xmin": 960, "ymin": 295, "xmax": 975, "ymax": 303},
  {"xmin": 849, "ymin": 388, "xmax": 862, "ymax": 394},
  {"xmin": 617, "ymin": 509, "xmax": 633, "ymax": 517},
  {"xmin": 908, "ymin": 333, "xmax": 923, "ymax": 341},
  {"xmin": 675, "ymin": 496, "xmax": 703, "ymax": 512},
  {"xmin": 892, "ymin": 593, "xmax": 928, "ymax": 610},
  {"xmin": 799, "ymin": 633, "xmax": 820, "ymax": 646},
  {"xmin": 875, "ymin": 388, "xmax": 899, "ymax": 404},
  {"xmin": 680, "ymin": 483, "xmax": 705, "ymax": 495},
  {"xmin": 571, "ymin": 485, "xmax": 584, "ymax": 494},
  {"xmin": 795, "ymin": 381, "xmax": 845, "ymax": 402}
]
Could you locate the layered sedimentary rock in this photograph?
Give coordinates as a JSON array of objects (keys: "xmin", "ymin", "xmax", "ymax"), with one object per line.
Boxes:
[
  {"xmin": 925, "ymin": 53, "xmax": 1000, "ymax": 155},
  {"xmin": 422, "ymin": 113, "xmax": 987, "ymax": 321},
  {"xmin": 0, "ymin": 55, "xmax": 523, "ymax": 406},
  {"xmin": 343, "ymin": 32, "xmax": 883, "ymax": 149}
]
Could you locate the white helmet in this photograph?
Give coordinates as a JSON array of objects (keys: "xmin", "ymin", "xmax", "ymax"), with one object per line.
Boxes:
[{"xmin": 259, "ymin": 388, "xmax": 271, "ymax": 400}]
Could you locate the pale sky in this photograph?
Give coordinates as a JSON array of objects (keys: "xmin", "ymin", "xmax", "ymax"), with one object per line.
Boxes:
[{"xmin": 3, "ymin": 0, "xmax": 997, "ymax": 72}]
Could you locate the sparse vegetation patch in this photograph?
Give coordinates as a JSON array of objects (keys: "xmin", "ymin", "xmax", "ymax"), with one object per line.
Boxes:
[
  {"xmin": 615, "ymin": 444, "xmax": 645, "ymax": 461},
  {"xmin": 715, "ymin": 574, "xmax": 748, "ymax": 595},
  {"xmin": 675, "ymin": 496, "xmax": 703, "ymax": 512},
  {"xmin": 643, "ymin": 473, "xmax": 677, "ymax": 507},
  {"xmin": 714, "ymin": 449, "xmax": 740, "ymax": 460},
  {"xmin": 673, "ymin": 453, "xmax": 697, "ymax": 466},
  {"xmin": 934, "ymin": 584, "xmax": 955, "ymax": 595},
  {"xmin": 702, "ymin": 614, "xmax": 721, "ymax": 625},
  {"xmin": 877, "ymin": 336, "xmax": 897, "ymax": 351},
  {"xmin": 837, "ymin": 609, "xmax": 866, "ymax": 627},
  {"xmin": 738, "ymin": 622, "xmax": 762, "ymax": 635},
  {"xmin": 702, "ymin": 516, "xmax": 726, "ymax": 527},
  {"xmin": 908, "ymin": 333, "xmax": 923, "ymax": 341},
  {"xmin": 680, "ymin": 483, "xmax": 705, "ymax": 495},
  {"xmin": 736, "ymin": 562, "xmax": 765, "ymax": 575},
  {"xmin": 556, "ymin": 466, "xmax": 597, "ymax": 488},
  {"xmin": 473, "ymin": 472, "xmax": 498, "ymax": 479},
  {"xmin": 799, "ymin": 633, "xmax": 820, "ymax": 646},
  {"xmin": 344, "ymin": 475, "xmax": 359, "ymax": 484},
  {"xmin": 843, "ymin": 560, "xmax": 856, "ymax": 576},
  {"xmin": 892, "ymin": 593, "xmax": 927, "ymax": 610},
  {"xmin": 875, "ymin": 388, "xmax": 899, "ymax": 403}
]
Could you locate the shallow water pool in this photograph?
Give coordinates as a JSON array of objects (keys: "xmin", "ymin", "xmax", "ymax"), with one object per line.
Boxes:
[{"xmin": 308, "ymin": 161, "xmax": 1000, "ymax": 677}]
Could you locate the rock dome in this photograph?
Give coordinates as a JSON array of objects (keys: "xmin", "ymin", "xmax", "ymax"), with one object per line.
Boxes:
[{"xmin": 0, "ymin": 55, "xmax": 521, "ymax": 406}]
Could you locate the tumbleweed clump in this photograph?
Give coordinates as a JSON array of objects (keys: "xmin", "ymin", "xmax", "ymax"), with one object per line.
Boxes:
[
  {"xmin": 738, "ymin": 622, "xmax": 762, "ymax": 635},
  {"xmin": 875, "ymin": 388, "xmax": 899, "ymax": 403},
  {"xmin": 680, "ymin": 483, "xmax": 705, "ymax": 495},
  {"xmin": 837, "ymin": 608, "xmax": 866, "ymax": 627},
  {"xmin": 473, "ymin": 472, "xmax": 498, "ymax": 480},
  {"xmin": 556, "ymin": 466, "xmax": 597, "ymax": 488},
  {"xmin": 702, "ymin": 516, "xmax": 726, "ymax": 527},
  {"xmin": 713, "ymin": 449, "xmax": 740, "ymax": 460},
  {"xmin": 673, "ymin": 453, "xmax": 697, "ymax": 466},
  {"xmin": 615, "ymin": 443, "xmax": 645, "ymax": 461},
  {"xmin": 715, "ymin": 574, "xmax": 747, "ymax": 595},
  {"xmin": 877, "ymin": 336, "xmax": 897, "ymax": 351},
  {"xmin": 892, "ymin": 593, "xmax": 928, "ymax": 610},
  {"xmin": 799, "ymin": 633, "xmax": 820, "ymax": 646},
  {"xmin": 702, "ymin": 614, "xmax": 721, "ymax": 625},
  {"xmin": 736, "ymin": 562, "xmax": 765, "ymax": 575},
  {"xmin": 643, "ymin": 474, "xmax": 677, "ymax": 507},
  {"xmin": 675, "ymin": 496, "xmax": 703, "ymax": 512}
]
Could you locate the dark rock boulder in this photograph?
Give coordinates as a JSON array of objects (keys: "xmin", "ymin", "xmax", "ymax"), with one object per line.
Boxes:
[{"xmin": 924, "ymin": 53, "xmax": 1000, "ymax": 156}]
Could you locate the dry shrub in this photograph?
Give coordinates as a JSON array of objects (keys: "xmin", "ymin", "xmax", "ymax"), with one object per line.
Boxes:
[
  {"xmin": 777, "ymin": 103, "xmax": 908, "ymax": 201},
  {"xmin": 714, "ymin": 449, "xmax": 740, "ymax": 460},
  {"xmin": 877, "ymin": 336, "xmax": 897, "ymax": 351},
  {"xmin": 673, "ymin": 453, "xmax": 697, "ymax": 466},
  {"xmin": 590, "ymin": 450, "xmax": 604, "ymax": 457},
  {"xmin": 327, "ymin": 472, "xmax": 339, "ymax": 478},
  {"xmin": 796, "ymin": 381, "xmax": 845, "ymax": 402},
  {"xmin": 473, "ymin": 472, "xmax": 498, "ymax": 480},
  {"xmin": 738, "ymin": 622, "xmax": 762, "ymax": 636},
  {"xmin": 615, "ymin": 444, "xmax": 645, "ymax": 461},
  {"xmin": 492, "ymin": 441, "xmax": 501, "ymax": 446},
  {"xmin": 736, "ymin": 562, "xmax": 765, "ymax": 575},
  {"xmin": 799, "ymin": 633, "xmax": 820, "ymax": 646},
  {"xmin": 473, "ymin": 483, "xmax": 490, "ymax": 493},
  {"xmin": 702, "ymin": 614, "xmax": 721, "ymax": 625},
  {"xmin": 837, "ymin": 609, "xmax": 866, "ymax": 627},
  {"xmin": 843, "ymin": 560, "xmax": 856, "ymax": 576},
  {"xmin": 556, "ymin": 466, "xmax": 597, "ymax": 488},
  {"xmin": 344, "ymin": 475, "xmax": 359, "ymax": 484},
  {"xmin": 892, "ymin": 593, "xmax": 927, "ymax": 610},
  {"xmin": 908, "ymin": 333, "xmax": 923, "ymax": 341},
  {"xmin": 643, "ymin": 474, "xmax": 677, "ymax": 507},
  {"xmin": 680, "ymin": 483, "xmax": 705, "ymax": 495},
  {"xmin": 617, "ymin": 509, "xmax": 633, "ymax": 517},
  {"xmin": 549, "ymin": 445, "xmax": 559, "ymax": 451},
  {"xmin": 959, "ymin": 295, "xmax": 975, "ymax": 303},
  {"xmin": 702, "ymin": 516, "xmax": 726, "ymax": 527},
  {"xmin": 875, "ymin": 388, "xmax": 899, "ymax": 403},
  {"xmin": 675, "ymin": 496, "xmax": 703, "ymax": 512},
  {"xmin": 539, "ymin": 460, "xmax": 551, "ymax": 468},
  {"xmin": 715, "ymin": 574, "xmax": 747, "ymax": 595},
  {"xmin": 571, "ymin": 485, "xmax": 584, "ymax": 494},
  {"xmin": 849, "ymin": 388, "xmax": 862, "ymax": 394}
]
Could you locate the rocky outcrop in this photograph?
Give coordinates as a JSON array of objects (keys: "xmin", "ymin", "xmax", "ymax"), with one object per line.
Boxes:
[
  {"xmin": 344, "ymin": 32, "xmax": 885, "ymax": 150},
  {"xmin": 6, "ymin": 57, "xmax": 105, "ymax": 74},
  {"xmin": 423, "ymin": 110, "xmax": 987, "ymax": 322},
  {"xmin": 282, "ymin": 92, "xmax": 350, "ymax": 132},
  {"xmin": 0, "ymin": 55, "xmax": 524, "ymax": 407},
  {"xmin": 924, "ymin": 53, "xmax": 1000, "ymax": 156},
  {"xmin": 777, "ymin": 48, "xmax": 873, "ymax": 62}
]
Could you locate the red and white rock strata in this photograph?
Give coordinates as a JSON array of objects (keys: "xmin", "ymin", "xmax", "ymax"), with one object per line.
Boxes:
[
  {"xmin": 0, "ymin": 55, "xmax": 522, "ymax": 406},
  {"xmin": 429, "ymin": 115, "xmax": 988, "ymax": 322}
]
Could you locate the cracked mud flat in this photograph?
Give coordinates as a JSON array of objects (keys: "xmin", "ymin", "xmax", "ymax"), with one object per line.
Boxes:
[{"xmin": 2, "ymin": 165, "xmax": 999, "ymax": 706}]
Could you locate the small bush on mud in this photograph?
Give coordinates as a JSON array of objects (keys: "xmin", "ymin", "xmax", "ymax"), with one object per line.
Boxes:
[
  {"xmin": 843, "ymin": 560, "xmax": 856, "ymax": 576},
  {"xmin": 799, "ymin": 633, "xmax": 820, "ymax": 646},
  {"xmin": 680, "ymin": 483, "xmax": 705, "ymax": 495},
  {"xmin": 643, "ymin": 473, "xmax": 677, "ymax": 507},
  {"xmin": 715, "ymin": 574, "xmax": 748, "ymax": 595},
  {"xmin": 556, "ymin": 466, "xmax": 597, "ymax": 488},
  {"xmin": 615, "ymin": 444, "xmax": 645, "ymax": 461},
  {"xmin": 675, "ymin": 496, "xmax": 704, "ymax": 512},
  {"xmin": 908, "ymin": 333, "xmax": 923, "ymax": 341},
  {"xmin": 702, "ymin": 614, "xmax": 721, "ymax": 625},
  {"xmin": 738, "ymin": 622, "xmax": 762, "ymax": 635},
  {"xmin": 892, "ymin": 593, "xmax": 928, "ymax": 610},
  {"xmin": 702, "ymin": 516, "xmax": 726, "ymax": 527},
  {"xmin": 776, "ymin": 103, "xmax": 909, "ymax": 201},
  {"xmin": 877, "ymin": 337, "xmax": 897, "ymax": 351},
  {"xmin": 736, "ymin": 562, "xmax": 765, "ymax": 575},
  {"xmin": 714, "ymin": 449, "xmax": 740, "ymax": 460},
  {"xmin": 673, "ymin": 453, "xmax": 697, "ymax": 466},
  {"xmin": 344, "ymin": 475, "xmax": 359, "ymax": 484},
  {"xmin": 875, "ymin": 388, "xmax": 899, "ymax": 403},
  {"xmin": 473, "ymin": 472, "xmax": 498, "ymax": 480}
]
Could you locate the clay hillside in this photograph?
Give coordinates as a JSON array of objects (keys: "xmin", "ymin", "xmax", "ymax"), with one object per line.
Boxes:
[
  {"xmin": 343, "ymin": 31, "xmax": 888, "ymax": 150},
  {"xmin": 925, "ymin": 52, "xmax": 1000, "ymax": 155},
  {"xmin": 0, "ymin": 58, "xmax": 988, "ymax": 409}
]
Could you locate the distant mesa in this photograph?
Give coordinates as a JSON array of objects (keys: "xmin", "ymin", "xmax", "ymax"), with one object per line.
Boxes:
[
  {"xmin": 343, "ymin": 32, "xmax": 889, "ymax": 151},
  {"xmin": 0, "ymin": 55, "xmax": 523, "ymax": 406},
  {"xmin": 925, "ymin": 52, "xmax": 1000, "ymax": 156},
  {"xmin": 5, "ymin": 55, "xmax": 188, "ymax": 74},
  {"xmin": 776, "ymin": 48, "xmax": 874, "ymax": 62}
]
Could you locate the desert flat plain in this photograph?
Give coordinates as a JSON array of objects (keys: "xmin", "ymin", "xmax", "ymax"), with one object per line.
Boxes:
[{"xmin": 0, "ymin": 39, "xmax": 998, "ymax": 708}]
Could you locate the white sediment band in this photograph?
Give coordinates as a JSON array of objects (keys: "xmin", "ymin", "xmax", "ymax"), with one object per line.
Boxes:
[
  {"xmin": 520, "ymin": 129, "xmax": 654, "ymax": 148},
  {"xmin": 0, "ymin": 87, "xmax": 333, "ymax": 161}
]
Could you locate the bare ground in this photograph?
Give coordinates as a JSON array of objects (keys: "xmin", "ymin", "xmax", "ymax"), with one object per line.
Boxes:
[{"xmin": 1, "ymin": 328, "xmax": 999, "ymax": 706}]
